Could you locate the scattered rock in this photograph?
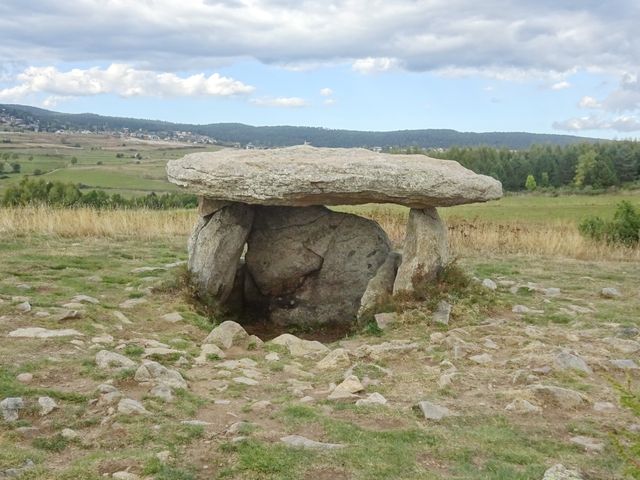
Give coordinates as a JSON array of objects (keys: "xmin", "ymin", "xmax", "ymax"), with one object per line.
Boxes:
[
  {"xmin": 355, "ymin": 340, "xmax": 419, "ymax": 359},
  {"xmin": 601, "ymin": 287, "xmax": 621, "ymax": 298},
  {"xmin": 119, "ymin": 298, "xmax": 147, "ymax": 309},
  {"xmin": 233, "ymin": 377, "xmax": 259, "ymax": 386},
  {"xmin": 417, "ymin": 400, "xmax": 452, "ymax": 420},
  {"xmin": 15, "ymin": 301, "xmax": 31, "ymax": 313},
  {"xmin": 251, "ymin": 400, "xmax": 272, "ymax": 411},
  {"xmin": 505, "ymin": 399, "xmax": 541, "ymax": 414},
  {"xmin": 71, "ymin": 294, "xmax": 99, "ymax": 304},
  {"xmin": 61, "ymin": 428, "xmax": 79, "ymax": 441},
  {"xmin": 51, "ymin": 309, "xmax": 82, "ymax": 321},
  {"xmin": 328, "ymin": 375, "xmax": 364, "ymax": 400},
  {"xmin": 356, "ymin": 392, "xmax": 387, "ymax": 406},
  {"xmin": 117, "ymin": 398, "xmax": 150, "ymax": 415},
  {"xmin": 316, "ymin": 348, "xmax": 351, "ymax": 370},
  {"xmin": 113, "ymin": 311, "xmax": 132, "ymax": 324},
  {"xmin": 593, "ymin": 401, "xmax": 616, "ymax": 413},
  {"xmin": 8, "ymin": 327, "xmax": 83, "ymax": 338},
  {"xmin": 433, "ymin": 300, "xmax": 452, "ymax": 325},
  {"xmin": 271, "ymin": 333, "xmax": 329, "ymax": 357},
  {"xmin": 512, "ymin": 305, "xmax": 543, "ymax": 314},
  {"xmin": 134, "ymin": 361, "xmax": 187, "ymax": 389},
  {"xmin": 280, "ymin": 434, "xmax": 345, "ymax": 450},
  {"xmin": 469, "ymin": 353, "xmax": 492, "ymax": 365},
  {"xmin": 283, "ymin": 365, "xmax": 314, "ymax": 379},
  {"xmin": 0, "ymin": 459, "xmax": 35, "ymax": 478},
  {"xmin": 161, "ymin": 312, "xmax": 183, "ymax": 323},
  {"xmin": 112, "ymin": 471, "xmax": 140, "ymax": 480},
  {"xmin": 38, "ymin": 396, "xmax": 57, "ymax": 415},
  {"xmin": 265, "ymin": 352, "xmax": 280, "ymax": 362},
  {"xmin": 16, "ymin": 373, "xmax": 33, "ymax": 383},
  {"xmin": 569, "ymin": 435, "xmax": 604, "ymax": 453},
  {"xmin": 542, "ymin": 464, "xmax": 583, "ymax": 480},
  {"xmin": 609, "ymin": 359, "xmax": 639, "ymax": 370},
  {"xmin": 91, "ymin": 334, "xmax": 114, "ymax": 344},
  {"xmin": 482, "ymin": 278, "xmax": 497, "ymax": 290},
  {"xmin": 150, "ymin": 384, "xmax": 174, "ymax": 402},
  {"xmin": 15, "ymin": 427, "xmax": 40, "ymax": 439},
  {"xmin": 527, "ymin": 385, "xmax": 587, "ymax": 408},
  {"xmin": 1, "ymin": 397, "xmax": 24, "ymax": 422},
  {"xmin": 373, "ymin": 312, "xmax": 397, "ymax": 330},
  {"xmin": 554, "ymin": 351, "xmax": 592, "ymax": 374},
  {"xmin": 195, "ymin": 343, "xmax": 226, "ymax": 364},
  {"xmin": 203, "ymin": 320, "xmax": 249, "ymax": 350},
  {"xmin": 605, "ymin": 337, "xmax": 640, "ymax": 354},
  {"xmin": 95, "ymin": 350, "xmax": 137, "ymax": 371}
]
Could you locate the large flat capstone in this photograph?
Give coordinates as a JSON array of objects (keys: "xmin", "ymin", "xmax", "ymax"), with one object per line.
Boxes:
[{"xmin": 167, "ymin": 145, "xmax": 502, "ymax": 208}]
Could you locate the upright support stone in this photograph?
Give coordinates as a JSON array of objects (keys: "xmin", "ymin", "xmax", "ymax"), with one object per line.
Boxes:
[
  {"xmin": 188, "ymin": 201, "xmax": 254, "ymax": 306},
  {"xmin": 357, "ymin": 251, "xmax": 401, "ymax": 319},
  {"xmin": 393, "ymin": 207, "xmax": 448, "ymax": 295}
]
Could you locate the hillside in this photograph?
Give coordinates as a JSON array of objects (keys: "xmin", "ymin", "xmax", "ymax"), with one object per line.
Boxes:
[{"xmin": 0, "ymin": 104, "xmax": 602, "ymax": 150}]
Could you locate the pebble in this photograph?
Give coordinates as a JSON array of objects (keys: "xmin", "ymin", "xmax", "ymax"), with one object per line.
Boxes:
[
  {"xmin": 16, "ymin": 301, "xmax": 32, "ymax": 313},
  {"xmin": 481, "ymin": 278, "xmax": 497, "ymax": 290},
  {"xmin": 16, "ymin": 372, "xmax": 33, "ymax": 383},
  {"xmin": 433, "ymin": 300, "xmax": 452, "ymax": 325},
  {"xmin": 38, "ymin": 396, "xmax": 58, "ymax": 415},
  {"xmin": 600, "ymin": 287, "xmax": 621, "ymax": 298},
  {"xmin": 161, "ymin": 312, "xmax": 183, "ymax": 323}
]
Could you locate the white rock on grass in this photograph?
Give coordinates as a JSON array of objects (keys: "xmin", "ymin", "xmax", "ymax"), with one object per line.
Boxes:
[
  {"xmin": 280, "ymin": 435, "xmax": 345, "ymax": 450},
  {"xmin": 119, "ymin": 298, "xmax": 147, "ymax": 309},
  {"xmin": 16, "ymin": 301, "xmax": 32, "ymax": 313},
  {"xmin": 112, "ymin": 471, "xmax": 140, "ymax": 479},
  {"xmin": 161, "ymin": 312, "xmax": 183, "ymax": 323},
  {"xmin": 505, "ymin": 399, "xmax": 542, "ymax": 414},
  {"xmin": 265, "ymin": 352, "xmax": 280, "ymax": 362},
  {"xmin": 328, "ymin": 375, "xmax": 364, "ymax": 400},
  {"xmin": 601, "ymin": 287, "xmax": 621, "ymax": 298},
  {"xmin": 8, "ymin": 327, "xmax": 82, "ymax": 338},
  {"xmin": 270, "ymin": 333, "xmax": 329, "ymax": 357},
  {"xmin": 609, "ymin": 359, "xmax": 639, "ymax": 370},
  {"xmin": 16, "ymin": 373, "xmax": 33, "ymax": 383},
  {"xmin": 95, "ymin": 350, "xmax": 137, "ymax": 370},
  {"xmin": 195, "ymin": 343, "xmax": 226, "ymax": 364},
  {"xmin": 542, "ymin": 464, "xmax": 583, "ymax": 480},
  {"xmin": 469, "ymin": 353, "xmax": 492, "ymax": 365},
  {"xmin": 570, "ymin": 435, "xmax": 604, "ymax": 453},
  {"xmin": 554, "ymin": 351, "xmax": 592, "ymax": 374},
  {"xmin": 374, "ymin": 312, "xmax": 397, "ymax": 330},
  {"xmin": 1, "ymin": 397, "xmax": 24, "ymax": 422},
  {"xmin": 61, "ymin": 428, "xmax": 79, "ymax": 440},
  {"xmin": 356, "ymin": 392, "xmax": 387, "ymax": 406},
  {"xmin": 117, "ymin": 398, "xmax": 150, "ymax": 415},
  {"xmin": 593, "ymin": 402, "xmax": 616, "ymax": 413},
  {"xmin": 150, "ymin": 384, "xmax": 174, "ymax": 403},
  {"xmin": 482, "ymin": 279, "xmax": 497, "ymax": 290},
  {"xmin": 134, "ymin": 361, "xmax": 187, "ymax": 389},
  {"xmin": 71, "ymin": 294, "xmax": 100, "ymax": 304},
  {"xmin": 512, "ymin": 305, "xmax": 543, "ymax": 315},
  {"xmin": 527, "ymin": 385, "xmax": 587, "ymax": 408},
  {"xmin": 605, "ymin": 337, "xmax": 640, "ymax": 354},
  {"xmin": 316, "ymin": 348, "xmax": 351, "ymax": 370},
  {"xmin": 113, "ymin": 311, "xmax": 132, "ymax": 324},
  {"xmin": 38, "ymin": 396, "xmax": 58, "ymax": 415},
  {"xmin": 417, "ymin": 400, "xmax": 452, "ymax": 420},
  {"xmin": 233, "ymin": 377, "xmax": 259, "ymax": 386},
  {"xmin": 203, "ymin": 320, "xmax": 249, "ymax": 350},
  {"xmin": 433, "ymin": 300, "xmax": 452, "ymax": 325}
]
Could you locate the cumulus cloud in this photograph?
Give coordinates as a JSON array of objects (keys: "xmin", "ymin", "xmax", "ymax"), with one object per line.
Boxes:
[
  {"xmin": 250, "ymin": 96, "xmax": 308, "ymax": 107},
  {"xmin": 352, "ymin": 57, "xmax": 400, "ymax": 74},
  {"xmin": 553, "ymin": 115, "xmax": 640, "ymax": 132},
  {"xmin": 578, "ymin": 96, "xmax": 602, "ymax": 109},
  {"xmin": 319, "ymin": 87, "xmax": 333, "ymax": 96},
  {"xmin": 550, "ymin": 81, "xmax": 571, "ymax": 90},
  {"xmin": 0, "ymin": 64, "xmax": 254, "ymax": 103}
]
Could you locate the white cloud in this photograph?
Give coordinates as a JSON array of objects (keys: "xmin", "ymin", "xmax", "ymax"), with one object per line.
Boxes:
[
  {"xmin": 319, "ymin": 87, "xmax": 333, "ymax": 96},
  {"xmin": 550, "ymin": 81, "xmax": 571, "ymax": 90},
  {"xmin": 553, "ymin": 114, "xmax": 640, "ymax": 132},
  {"xmin": 250, "ymin": 96, "xmax": 308, "ymax": 107},
  {"xmin": 323, "ymin": 98, "xmax": 336, "ymax": 106},
  {"xmin": 352, "ymin": 57, "xmax": 400, "ymax": 74},
  {"xmin": 0, "ymin": 64, "xmax": 254, "ymax": 103},
  {"xmin": 578, "ymin": 95, "xmax": 602, "ymax": 109}
]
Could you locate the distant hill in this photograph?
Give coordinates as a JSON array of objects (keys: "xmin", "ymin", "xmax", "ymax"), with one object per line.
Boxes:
[{"xmin": 0, "ymin": 103, "xmax": 603, "ymax": 150}]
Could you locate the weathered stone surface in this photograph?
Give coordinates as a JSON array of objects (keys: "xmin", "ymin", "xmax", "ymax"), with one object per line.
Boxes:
[
  {"xmin": 38, "ymin": 396, "xmax": 57, "ymax": 415},
  {"xmin": 167, "ymin": 145, "xmax": 502, "ymax": 208},
  {"xmin": 432, "ymin": 300, "xmax": 452, "ymax": 325},
  {"xmin": 280, "ymin": 434, "xmax": 345, "ymax": 450},
  {"xmin": 328, "ymin": 375, "xmax": 364, "ymax": 400},
  {"xmin": 271, "ymin": 334, "xmax": 329, "ymax": 357},
  {"xmin": 1, "ymin": 397, "xmax": 24, "ymax": 422},
  {"xmin": 203, "ymin": 321, "xmax": 249, "ymax": 350},
  {"xmin": 95, "ymin": 350, "xmax": 137, "ymax": 371},
  {"xmin": 188, "ymin": 203, "xmax": 254, "ymax": 305},
  {"xmin": 527, "ymin": 385, "xmax": 587, "ymax": 408},
  {"xmin": 542, "ymin": 464, "xmax": 583, "ymax": 480},
  {"xmin": 245, "ymin": 206, "xmax": 391, "ymax": 326},
  {"xmin": 417, "ymin": 400, "xmax": 452, "ymax": 420},
  {"xmin": 358, "ymin": 252, "xmax": 401, "ymax": 318},
  {"xmin": 134, "ymin": 361, "xmax": 187, "ymax": 390},
  {"xmin": 8, "ymin": 327, "xmax": 82, "ymax": 338},
  {"xmin": 554, "ymin": 351, "xmax": 592, "ymax": 374},
  {"xmin": 117, "ymin": 398, "xmax": 150, "ymax": 415},
  {"xmin": 393, "ymin": 208, "xmax": 449, "ymax": 294}
]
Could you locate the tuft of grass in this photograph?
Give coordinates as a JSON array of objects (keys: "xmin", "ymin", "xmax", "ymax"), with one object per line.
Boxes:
[{"xmin": 32, "ymin": 434, "xmax": 69, "ymax": 452}]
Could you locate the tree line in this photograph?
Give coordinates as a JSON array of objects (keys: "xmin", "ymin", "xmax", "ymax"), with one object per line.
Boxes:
[
  {"xmin": 1, "ymin": 177, "xmax": 198, "ymax": 209},
  {"xmin": 396, "ymin": 141, "xmax": 640, "ymax": 191}
]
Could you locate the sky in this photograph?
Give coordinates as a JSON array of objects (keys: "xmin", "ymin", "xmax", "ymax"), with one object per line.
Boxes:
[{"xmin": 0, "ymin": 1, "xmax": 639, "ymax": 138}]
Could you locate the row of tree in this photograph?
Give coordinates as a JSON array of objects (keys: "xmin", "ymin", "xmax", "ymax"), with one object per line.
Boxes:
[
  {"xmin": 1, "ymin": 177, "xmax": 198, "ymax": 209},
  {"xmin": 398, "ymin": 141, "xmax": 640, "ymax": 191}
]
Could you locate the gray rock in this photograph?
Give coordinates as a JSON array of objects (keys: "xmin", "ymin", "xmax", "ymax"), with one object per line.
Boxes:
[
  {"xmin": 328, "ymin": 375, "xmax": 364, "ymax": 400},
  {"xmin": 195, "ymin": 343, "xmax": 227, "ymax": 364},
  {"xmin": 38, "ymin": 396, "xmax": 57, "ymax": 415},
  {"xmin": 245, "ymin": 206, "xmax": 391, "ymax": 326},
  {"xmin": 7, "ymin": 327, "xmax": 83, "ymax": 338},
  {"xmin": 1, "ymin": 397, "xmax": 24, "ymax": 422},
  {"xmin": 203, "ymin": 320, "xmax": 249, "ymax": 350},
  {"xmin": 542, "ymin": 464, "xmax": 583, "ymax": 480},
  {"xmin": 432, "ymin": 300, "xmax": 452, "ymax": 325},
  {"xmin": 15, "ymin": 301, "xmax": 31, "ymax": 313},
  {"xmin": 617, "ymin": 326, "xmax": 639, "ymax": 338},
  {"xmin": 118, "ymin": 298, "xmax": 147, "ymax": 309},
  {"xmin": 0, "ymin": 459, "xmax": 35, "ymax": 478},
  {"xmin": 316, "ymin": 348, "xmax": 351, "ymax": 370},
  {"xmin": 393, "ymin": 207, "xmax": 449, "ymax": 294},
  {"xmin": 60, "ymin": 428, "xmax": 79, "ymax": 440},
  {"xmin": 609, "ymin": 359, "xmax": 639, "ymax": 370},
  {"xmin": 134, "ymin": 361, "xmax": 187, "ymax": 390},
  {"xmin": 150, "ymin": 384, "xmax": 174, "ymax": 402},
  {"xmin": 188, "ymin": 202, "xmax": 254, "ymax": 306},
  {"xmin": 356, "ymin": 392, "xmax": 388, "ymax": 406},
  {"xmin": 233, "ymin": 376, "xmax": 259, "ymax": 386},
  {"xmin": 512, "ymin": 305, "xmax": 543, "ymax": 314},
  {"xmin": 16, "ymin": 373, "xmax": 33, "ymax": 383},
  {"xmin": 271, "ymin": 333, "xmax": 329, "ymax": 357},
  {"xmin": 358, "ymin": 252, "xmax": 401, "ymax": 317},
  {"xmin": 527, "ymin": 385, "xmax": 587, "ymax": 408},
  {"xmin": 373, "ymin": 312, "xmax": 397, "ymax": 330},
  {"xmin": 554, "ymin": 351, "xmax": 592, "ymax": 374},
  {"xmin": 112, "ymin": 472, "xmax": 140, "ymax": 480},
  {"xmin": 117, "ymin": 398, "xmax": 150, "ymax": 415},
  {"xmin": 605, "ymin": 337, "xmax": 640, "ymax": 354},
  {"xmin": 601, "ymin": 287, "xmax": 622, "ymax": 298},
  {"xmin": 161, "ymin": 312, "xmax": 183, "ymax": 323},
  {"xmin": 71, "ymin": 294, "xmax": 100, "ymax": 304},
  {"xmin": 569, "ymin": 435, "xmax": 604, "ymax": 452},
  {"xmin": 95, "ymin": 350, "xmax": 137, "ymax": 371},
  {"xmin": 167, "ymin": 145, "xmax": 502, "ymax": 208},
  {"xmin": 505, "ymin": 399, "xmax": 542, "ymax": 414},
  {"xmin": 469, "ymin": 353, "xmax": 492, "ymax": 364},
  {"xmin": 417, "ymin": 400, "xmax": 452, "ymax": 420},
  {"xmin": 482, "ymin": 278, "xmax": 497, "ymax": 290},
  {"xmin": 280, "ymin": 434, "xmax": 345, "ymax": 450},
  {"xmin": 593, "ymin": 401, "xmax": 616, "ymax": 413}
]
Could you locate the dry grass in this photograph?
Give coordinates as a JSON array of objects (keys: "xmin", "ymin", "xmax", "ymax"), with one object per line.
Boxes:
[{"xmin": 1, "ymin": 205, "xmax": 638, "ymax": 261}]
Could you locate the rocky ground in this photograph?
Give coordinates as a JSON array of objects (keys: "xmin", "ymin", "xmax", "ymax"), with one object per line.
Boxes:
[{"xmin": 0, "ymin": 235, "xmax": 639, "ymax": 479}]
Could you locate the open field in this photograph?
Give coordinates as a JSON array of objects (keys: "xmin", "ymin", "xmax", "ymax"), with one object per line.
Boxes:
[{"xmin": 0, "ymin": 229, "xmax": 638, "ymax": 479}]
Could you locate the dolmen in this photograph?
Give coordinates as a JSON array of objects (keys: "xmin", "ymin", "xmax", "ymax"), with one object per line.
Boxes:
[{"xmin": 167, "ymin": 145, "xmax": 502, "ymax": 327}]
